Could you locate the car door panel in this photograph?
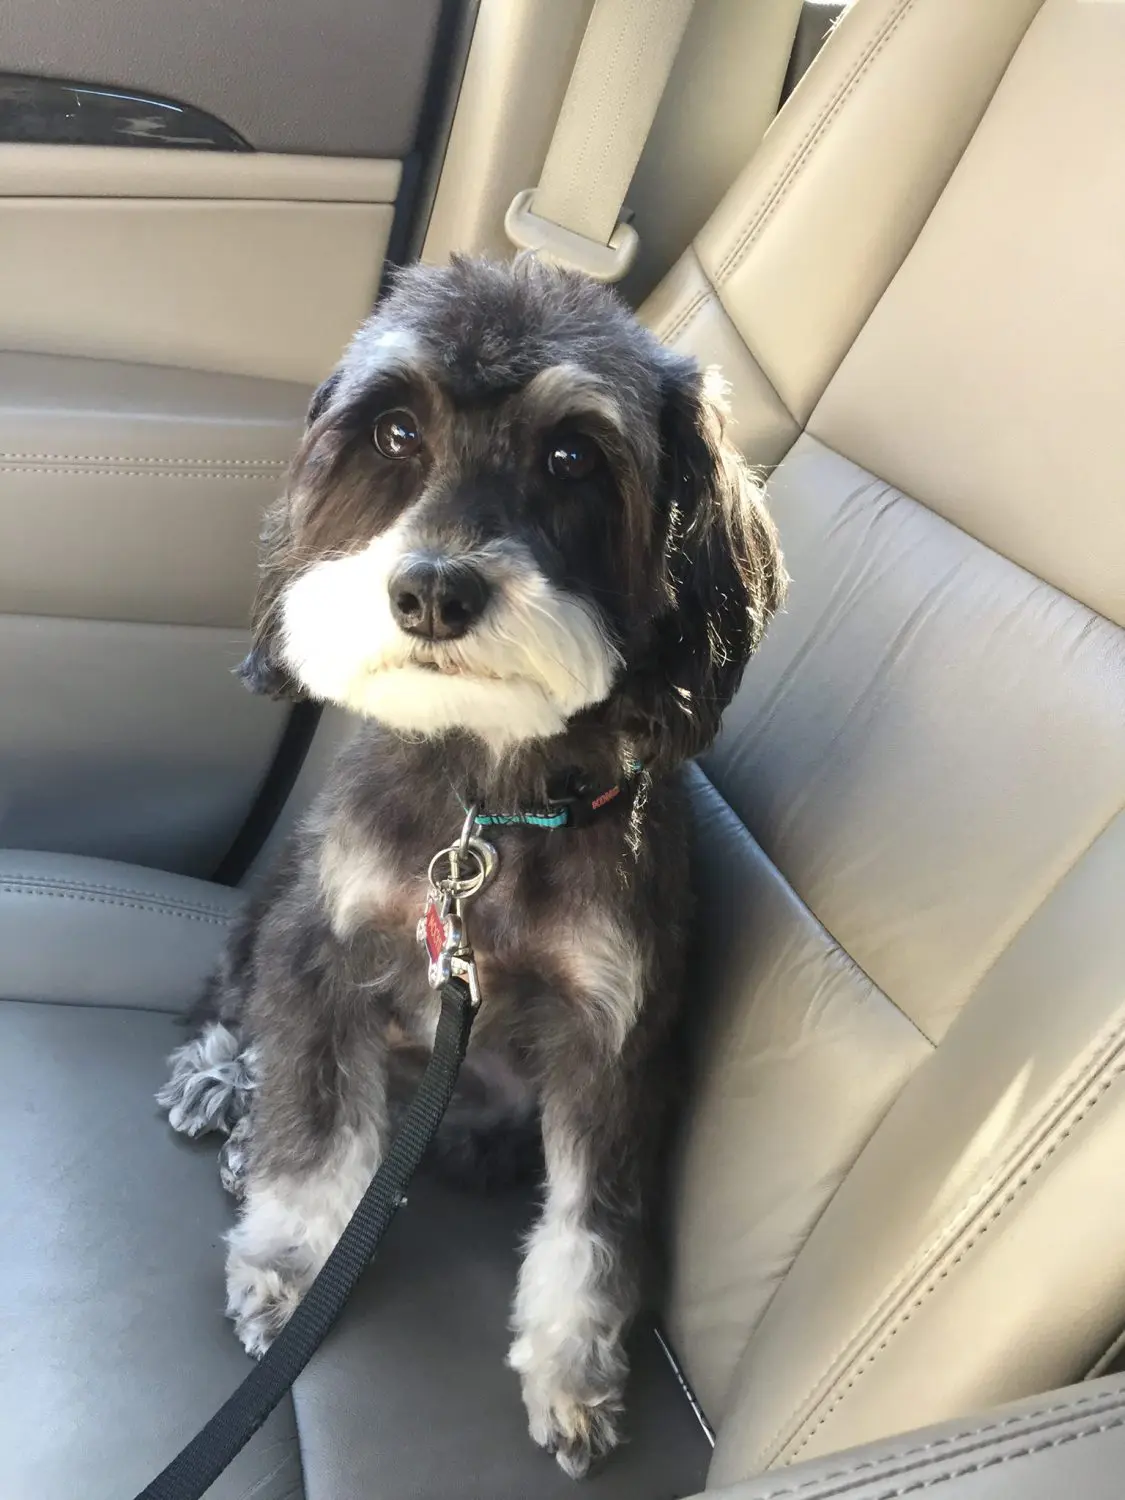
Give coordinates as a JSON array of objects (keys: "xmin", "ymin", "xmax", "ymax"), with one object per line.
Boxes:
[
  {"xmin": 0, "ymin": 351, "xmax": 304, "ymax": 873},
  {"xmin": 0, "ymin": 148, "xmax": 399, "ymax": 381},
  {"xmin": 0, "ymin": 614, "xmax": 287, "ymax": 875},
  {"xmin": 0, "ymin": 1, "xmax": 442, "ymax": 157},
  {"xmin": 0, "ymin": 0, "xmax": 454, "ymax": 872},
  {"xmin": 0, "ymin": 351, "xmax": 306, "ymax": 625},
  {"xmin": 0, "ymin": 73, "xmax": 252, "ymax": 150}
]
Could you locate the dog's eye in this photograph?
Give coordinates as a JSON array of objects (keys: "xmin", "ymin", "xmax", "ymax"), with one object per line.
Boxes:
[
  {"xmin": 546, "ymin": 431, "xmax": 600, "ymax": 481},
  {"xmin": 373, "ymin": 408, "xmax": 423, "ymax": 460}
]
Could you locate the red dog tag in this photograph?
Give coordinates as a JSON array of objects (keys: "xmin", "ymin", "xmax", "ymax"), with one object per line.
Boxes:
[{"xmin": 423, "ymin": 898, "xmax": 447, "ymax": 966}]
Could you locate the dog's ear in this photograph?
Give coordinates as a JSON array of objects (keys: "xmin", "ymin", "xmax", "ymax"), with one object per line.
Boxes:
[
  {"xmin": 234, "ymin": 498, "xmax": 306, "ymax": 701},
  {"xmin": 234, "ymin": 639, "xmax": 296, "ymax": 699},
  {"xmin": 628, "ymin": 358, "xmax": 785, "ymax": 770},
  {"xmin": 235, "ymin": 370, "xmax": 343, "ymax": 699}
]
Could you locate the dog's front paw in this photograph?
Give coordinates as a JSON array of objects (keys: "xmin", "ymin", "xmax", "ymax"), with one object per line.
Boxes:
[
  {"xmin": 508, "ymin": 1335, "xmax": 625, "ymax": 1479},
  {"xmin": 225, "ymin": 1253, "xmax": 303, "ymax": 1358},
  {"xmin": 157, "ymin": 1023, "xmax": 255, "ymax": 1138}
]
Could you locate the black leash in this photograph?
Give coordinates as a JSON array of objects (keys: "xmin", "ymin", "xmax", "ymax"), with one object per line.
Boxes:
[{"xmin": 135, "ymin": 976, "xmax": 476, "ymax": 1500}]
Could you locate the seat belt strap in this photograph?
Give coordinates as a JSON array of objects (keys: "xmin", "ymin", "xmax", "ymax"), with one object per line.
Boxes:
[{"xmin": 505, "ymin": 0, "xmax": 697, "ymax": 282}]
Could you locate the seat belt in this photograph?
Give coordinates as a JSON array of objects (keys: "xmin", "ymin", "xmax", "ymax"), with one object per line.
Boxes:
[{"xmin": 504, "ymin": 0, "xmax": 697, "ymax": 282}]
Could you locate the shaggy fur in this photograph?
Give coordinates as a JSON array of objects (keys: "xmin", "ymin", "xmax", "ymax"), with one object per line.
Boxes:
[{"xmin": 157, "ymin": 255, "xmax": 784, "ymax": 1478}]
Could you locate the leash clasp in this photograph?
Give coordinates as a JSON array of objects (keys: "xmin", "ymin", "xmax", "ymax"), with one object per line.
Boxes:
[{"xmin": 418, "ymin": 808, "xmax": 497, "ymax": 1010}]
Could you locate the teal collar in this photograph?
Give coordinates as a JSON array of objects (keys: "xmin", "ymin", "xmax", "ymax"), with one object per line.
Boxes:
[{"xmin": 468, "ymin": 762, "xmax": 643, "ymax": 831}]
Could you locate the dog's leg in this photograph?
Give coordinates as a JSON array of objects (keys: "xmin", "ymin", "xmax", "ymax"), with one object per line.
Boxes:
[
  {"xmin": 225, "ymin": 1116, "xmax": 385, "ymax": 1356},
  {"xmin": 157, "ymin": 888, "xmax": 272, "ymax": 1138},
  {"xmin": 224, "ymin": 999, "xmax": 390, "ymax": 1358},
  {"xmin": 218, "ymin": 1112, "xmax": 253, "ymax": 1199},
  {"xmin": 508, "ymin": 1031, "xmax": 651, "ymax": 1478}
]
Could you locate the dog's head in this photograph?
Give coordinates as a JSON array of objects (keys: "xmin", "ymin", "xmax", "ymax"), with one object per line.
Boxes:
[{"xmin": 242, "ymin": 256, "xmax": 784, "ymax": 769}]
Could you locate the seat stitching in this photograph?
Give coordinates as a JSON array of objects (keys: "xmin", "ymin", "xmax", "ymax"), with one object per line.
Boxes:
[
  {"xmin": 653, "ymin": 0, "xmax": 923, "ymax": 387},
  {"xmin": 753, "ymin": 1002, "xmax": 1125, "ymax": 1463},
  {"xmin": 0, "ymin": 453, "xmax": 285, "ymax": 465},
  {"xmin": 653, "ymin": 1, "xmax": 916, "ymax": 341},
  {"xmin": 0, "ymin": 453, "xmax": 287, "ymax": 466},
  {"xmin": 0, "ymin": 466, "xmax": 283, "ymax": 480},
  {"xmin": 756, "ymin": 1415, "xmax": 1125, "ymax": 1500},
  {"xmin": 765, "ymin": 1021, "xmax": 1125, "ymax": 1467},
  {"xmin": 0, "ymin": 871, "xmax": 234, "ymax": 906},
  {"xmin": 713, "ymin": 0, "xmax": 919, "ymax": 286},
  {"xmin": 851, "ymin": 1418, "xmax": 1125, "ymax": 1500},
  {"xmin": 698, "ymin": 443, "xmax": 1125, "ymax": 1468},
  {"xmin": 1085, "ymin": 1320, "xmax": 1125, "ymax": 1381},
  {"xmin": 693, "ymin": 757, "xmax": 1125, "ymax": 1464},
  {"xmin": 657, "ymin": 284, "xmax": 710, "ymax": 346},
  {"xmin": 748, "ymin": 1389, "xmax": 1125, "ymax": 1500},
  {"xmin": 648, "ymin": 252, "xmax": 802, "ymax": 440},
  {"xmin": 0, "ymin": 883, "xmax": 233, "ymax": 924},
  {"xmin": 0, "ymin": 873, "xmax": 235, "ymax": 914}
]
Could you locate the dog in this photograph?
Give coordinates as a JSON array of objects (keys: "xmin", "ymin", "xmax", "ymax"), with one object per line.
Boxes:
[{"xmin": 157, "ymin": 254, "xmax": 784, "ymax": 1478}]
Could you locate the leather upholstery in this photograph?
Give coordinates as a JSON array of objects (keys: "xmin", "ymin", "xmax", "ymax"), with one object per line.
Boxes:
[
  {"xmin": 0, "ymin": 614, "xmax": 288, "ymax": 876},
  {"xmin": 289, "ymin": 1178, "xmax": 709, "ymax": 1500},
  {"xmin": 6, "ymin": 1, "xmax": 1125, "ymax": 1494},
  {"xmin": 0, "ymin": 856, "xmax": 710, "ymax": 1498},
  {"xmin": 618, "ymin": 0, "xmax": 805, "ymax": 305},
  {"xmin": 0, "ymin": 352, "xmax": 301, "ymax": 870},
  {"xmin": 640, "ymin": 0, "xmax": 1125, "ymax": 1483},
  {"xmin": 643, "ymin": 0, "xmax": 1043, "ymax": 455},
  {"xmin": 0, "ymin": 850, "xmax": 243, "ymax": 1009},
  {"xmin": 0, "ymin": 0, "xmax": 439, "ymax": 157},
  {"xmin": 0, "ymin": 351, "xmax": 305, "ymax": 627},
  {"xmin": 0, "ymin": 992, "xmax": 303, "ymax": 1500},
  {"xmin": 689, "ymin": 1375, "xmax": 1125, "ymax": 1500},
  {"xmin": 810, "ymin": 0, "xmax": 1125, "ymax": 627}
]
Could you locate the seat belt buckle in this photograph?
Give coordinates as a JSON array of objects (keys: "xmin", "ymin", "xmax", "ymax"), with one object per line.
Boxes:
[{"xmin": 504, "ymin": 188, "xmax": 639, "ymax": 284}]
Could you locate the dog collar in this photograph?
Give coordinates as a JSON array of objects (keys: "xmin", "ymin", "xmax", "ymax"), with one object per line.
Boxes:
[{"xmin": 468, "ymin": 762, "xmax": 643, "ymax": 831}]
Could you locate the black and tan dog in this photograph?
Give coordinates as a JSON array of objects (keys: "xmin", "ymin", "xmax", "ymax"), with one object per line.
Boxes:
[{"xmin": 159, "ymin": 255, "xmax": 783, "ymax": 1477}]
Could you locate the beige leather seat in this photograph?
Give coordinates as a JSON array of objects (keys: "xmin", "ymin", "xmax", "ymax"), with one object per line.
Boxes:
[
  {"xmin": 3, "ymin": 2, "xmax": 1124, "ymax": 1495},
  {"xmin": 639, "ymin": 0, "xmax": 1125, "ymax": 1484}
]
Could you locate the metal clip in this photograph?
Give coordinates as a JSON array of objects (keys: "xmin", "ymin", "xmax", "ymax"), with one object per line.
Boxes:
[
  {"xmin": 448, "ymin": 949, "xmax": 483, "ymax": 1011},
  {"xmin": 425, "ymin": 839, "xmax": 497, "ymax": 903},
  {"xmin": 417, "ymin": 806, "xmax": 497, "ymax": 1009}
]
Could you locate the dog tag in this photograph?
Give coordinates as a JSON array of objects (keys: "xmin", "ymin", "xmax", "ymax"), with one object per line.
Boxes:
[
  {"xmin": 417, "ymin": 887, "xmax": 459, "ymax": 973},
  {"xmin": 422, "ymin": 894, "xmax": 449, "ymax": 967},
  {"xmin": 417, "ymin": 892, "xmax": 483, "ymax": 1007}
]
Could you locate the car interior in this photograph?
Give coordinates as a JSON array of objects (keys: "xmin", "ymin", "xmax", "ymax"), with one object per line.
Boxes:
[{"xmin": 2, "ymin": 0, "xmax": 1125, "ymax": 1495}]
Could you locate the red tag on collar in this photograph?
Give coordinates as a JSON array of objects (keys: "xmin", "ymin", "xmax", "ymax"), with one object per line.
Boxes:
[
  {"xmin": 423, "ymin": 898, "xmax": 447, "ymax": 966},
  {"xmin": 590, "ymin": 784, "xmax": 621, "ymax": 811}
]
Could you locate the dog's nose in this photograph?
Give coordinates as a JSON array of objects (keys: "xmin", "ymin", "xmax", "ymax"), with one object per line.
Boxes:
[{"xmin": 388, "ymin": 557, "xmax": 491, "ymax": 641}]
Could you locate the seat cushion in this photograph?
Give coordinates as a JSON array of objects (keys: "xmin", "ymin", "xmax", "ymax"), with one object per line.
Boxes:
[
  {"xmin": 0, "ymin": 996, "xmax": 303, "ymax": 1500},
  {"xmin": 691, "ymin": 1375, "xmax": 1125, "ymax": 1500},
  {"xmin": 0, "ymin": 853, "xmax": 709, "ymax": 1499},
  {"xmin": 0, "ymin": 849, "xmax": 242, "ymax": 1011},
  {"xmin": 642, "ymin": 0, "xmax": 1125, "ymax": 1478}
]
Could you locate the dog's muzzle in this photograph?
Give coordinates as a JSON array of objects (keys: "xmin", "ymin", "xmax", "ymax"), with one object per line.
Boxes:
[{"xmin": 277, "ymin": 529, "xmax": 620, "ymax": 746}]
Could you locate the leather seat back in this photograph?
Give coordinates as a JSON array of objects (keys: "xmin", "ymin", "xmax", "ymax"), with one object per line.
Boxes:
[{"xmin": 640, "ymin": 0, "xmax": 1125, "ymax": 1484}]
